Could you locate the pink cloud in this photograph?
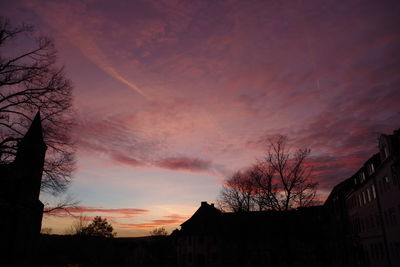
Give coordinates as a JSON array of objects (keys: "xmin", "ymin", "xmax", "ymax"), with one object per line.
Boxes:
[
  {"xmin": 111, "ymin": 153, "xmax": 143, "ymax": 167},
  {"xmin": 46, "ymin": 206, "xmax": 149, "ymax": 217},
  {"xmin": 155, "ymin": 157, "xmax": 212, "ymax": 172},
  {"xmin": 73, "ymin": 111, "xmax": 227, "ymax": 175},
  {"xmin": 9, "ymin": 0, "xmax": 398, "ymax": 206}
]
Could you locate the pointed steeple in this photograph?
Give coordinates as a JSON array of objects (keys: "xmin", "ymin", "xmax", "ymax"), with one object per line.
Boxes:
[
  {"xmin": 14, "ymin": 111, "xmax": 47, "ymax": 200},
  {"xmin": 21, "ymin": 111, "xmax": 45, "ymax": 146},
  {"xmin": 16, "ymin": 112, "xmax": 46, "ymax": 158},
  {"xmin": 16, "ymin": 110, "xmax": 46, "ymax": 158}
]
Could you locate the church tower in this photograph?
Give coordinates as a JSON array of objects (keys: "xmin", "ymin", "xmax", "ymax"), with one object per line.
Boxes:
[
  {"xmin": 0, "ymin": 111, "xmax": 47, "ymax": 264},
  {"xmin": 14, "ymin": 111, "xmax": 47, "ymax": 200}
]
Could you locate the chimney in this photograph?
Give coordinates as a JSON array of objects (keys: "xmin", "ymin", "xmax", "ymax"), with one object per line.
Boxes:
[{"xmin": 201, "ymin": 201, "xmax": 208, "ymax": 207}]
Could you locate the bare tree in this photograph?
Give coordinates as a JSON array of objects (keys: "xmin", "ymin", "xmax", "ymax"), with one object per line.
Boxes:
[
  {"xmin": 262, "ymin": 135, "xmax": 318, "ymax": 210},
  {"xmin": 65, "ymin": 214, "xmax": 89, "ymax": 235},
  {"xmin": 43, "ymin": 194, "xmax": 80, "ymax": 215},
  {"xmin": 218, "ymin": 135, "xmax": 318, "ymax": 212},
  {"xmin": 218, "ymin": 171, "xmax": 254, "ymax": 212},
  {"xmin": 0, "ymin": 17, "xmax": 74, "ymax": 195},
  {"xmin": 247, "ymin": 162, "xmax": 277, "ymax": 211}
]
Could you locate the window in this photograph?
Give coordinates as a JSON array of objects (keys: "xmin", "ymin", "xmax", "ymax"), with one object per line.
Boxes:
[
  {"xmin": 384, "ymin": 177, "xmax": 390, "ymax": 191},
  {"xmin": 367, "ymin": 188, "xmax": 371, "ymax": 202},
  {"xmin": 362, "ymin": 191, "xmax": 367, "ymax": 205},
  {"xmin": 372, "ymin": 184, "xmax": 376, "ymax": 199},
  {"xmin": 384, "ymin": 146, "xmax": 389, "ymax": 159},
  {"xmin": 381, "ymin": 143, "xmax": 389, "ymax": 159},
  {"xmin": 369, "ymin": 163, "xmax": 375, "ymax": 174},
  {"xmin": 360, "ymin": 172, "xmax": 366, "ymax": 183}
]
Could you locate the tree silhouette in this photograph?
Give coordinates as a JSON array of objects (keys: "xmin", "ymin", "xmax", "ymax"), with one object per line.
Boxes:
[
  {"xmin": 218, "ymin": 171, "xmax": 254, "ymax": 212},
  {"xmin": 78, "ymin": 216, "xmax": 116, "ymax": 238},
  {"xmin": 219, "ymin": 135, "xmax": 318, "ymax": 211},
  {"xmin": 0, "ymin": 17, "xmax": 74, "ymax": 195},
  {"xmin": 150, "ymin": 227, "xmax": 168, "ymax": 236},
  {"xmin": 64, "ymin": 214, "xmax": 88, "ymax": 235}
]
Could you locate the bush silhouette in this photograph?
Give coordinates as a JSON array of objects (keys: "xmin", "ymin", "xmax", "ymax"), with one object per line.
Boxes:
[{"xmin": 78, "ymin": 216, "xmax": 116, "ymax": 238}]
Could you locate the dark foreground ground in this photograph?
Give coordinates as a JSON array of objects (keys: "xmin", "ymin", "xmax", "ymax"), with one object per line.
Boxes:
[{"xmin": 38, "ymin": 234, "xmax": 175, "ymax": 267}]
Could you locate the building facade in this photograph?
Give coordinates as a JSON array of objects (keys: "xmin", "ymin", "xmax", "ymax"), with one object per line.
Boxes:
[{"xmin": 325, "ymin": 129, "xmax": 400, "ymax": 267}]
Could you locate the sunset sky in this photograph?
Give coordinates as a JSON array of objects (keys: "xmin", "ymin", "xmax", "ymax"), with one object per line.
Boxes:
[{"xmin": 2, "ymin": 0, "xmax": 399, "ymax": 237}]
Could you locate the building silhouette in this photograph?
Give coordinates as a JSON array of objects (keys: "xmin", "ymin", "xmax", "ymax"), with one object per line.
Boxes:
[
  {"xmin": 175, "ymin": 129, "xmax": 400, "ymax": 267},
  {"xmin": 325, "ymin": 129, "xmax": 400, "ymax": 267},
  {"xmin": 174, "ymin": 202, "xmax": 331, "ymax": 267},
  {"xmin": 0, "ymin": 112, "xmax": 47, "ymax": 264}
]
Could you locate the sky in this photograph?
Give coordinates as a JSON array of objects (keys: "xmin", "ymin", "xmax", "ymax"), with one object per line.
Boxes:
[{"xmin": 1, "ymin": 0, "xmax": 400, "ymax": 237}]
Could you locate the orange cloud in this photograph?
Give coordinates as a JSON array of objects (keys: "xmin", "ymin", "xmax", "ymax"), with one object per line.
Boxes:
[{"xmin": 112, "ymin": 215, "xmax": 188, "ymax": 230}]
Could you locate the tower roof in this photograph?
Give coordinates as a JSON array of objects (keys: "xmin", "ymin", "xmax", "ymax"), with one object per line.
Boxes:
[
  {"xmin": 21, "ymin": 111, "xmax": 45, "ymax": 145},
  {"xmin": 16, "ymin": 111, "xmax": 46, "ymax": 159}
]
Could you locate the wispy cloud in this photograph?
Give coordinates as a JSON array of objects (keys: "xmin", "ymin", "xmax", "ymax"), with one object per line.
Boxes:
[
  {"xmin": 113, "ymin": 215, "xmax": 188, "ymax": 229},
  {"xmin": 8, "ymin": 0, "xmax": 399, "ymax": 218},
  {"xmin": 46, "ymin": 206, "xmax": 149, "ymax": 218},
  {"xmin": 79, "ymin": 40, "xmax": 148, "ymax": 98},
  {"xmin": 155, "ymin": 157, "xmax": 212, "ymax": 172},
  {"xmin": 25, "ymin": 0, "xmax": 148, "ymax": 98},
  {"xmin": 73, "ymin": 112, "xmax": 228, "ymax": 176}
]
